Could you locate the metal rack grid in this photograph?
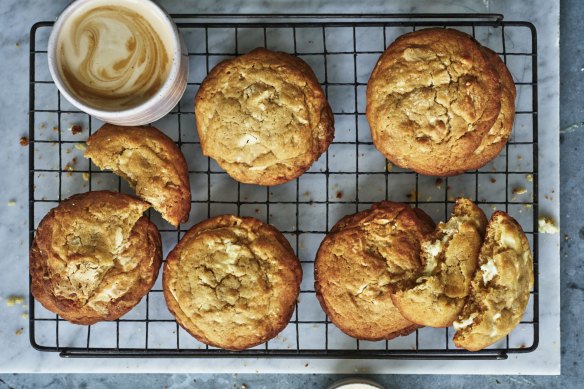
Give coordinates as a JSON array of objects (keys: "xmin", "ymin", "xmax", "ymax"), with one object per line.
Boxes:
[{"xmin": 28, "ymin": 14, "xmax": 538, "ymax": 359}]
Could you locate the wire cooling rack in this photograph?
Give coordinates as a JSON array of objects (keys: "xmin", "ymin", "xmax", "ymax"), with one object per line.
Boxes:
[{"xmin": 28, "ymin": 14, "xmax": 538, "ymax": 359}]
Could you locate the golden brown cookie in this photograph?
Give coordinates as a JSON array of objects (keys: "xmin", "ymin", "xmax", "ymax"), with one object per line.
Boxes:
[
  {"xmin": 30, "ymin": 191, "xmax": 162, "ymax": 325},
  {"xmin": 85, "ymin": 124, "xmax": 191, "ymax": 227},
  {"xmin": 314, "ymin": 201, "xmax": 435, "ymax": 340},
  {"xmin": 453, "ymin": 211, "xmax": 534, "ymax": 351},
  {"xmin": 366, "ymin": 28, "xmax": 502, "ymax": 176},
  {"xmin": 195, "ymin": 47, "xmax": 334, "ymax": 185},
  {"xmin": 163, "ymin": 215, "xmax": 302, "ymax": 350},
  {"xmin": 447, "ymin": 47, "xmax": 517, "ymax": 172},
  {"xmin": 391, "ymin": 198, "xmax": 487, "ymax": 328}
]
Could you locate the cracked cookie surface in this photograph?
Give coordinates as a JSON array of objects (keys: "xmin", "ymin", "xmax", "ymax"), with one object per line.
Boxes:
[
  {"xmin": 391, "ymin": 198, "xmax": 487, "ymax": 328},
  {"xmin": 195, "ymin": 48, "xmax": 334, "ymax": 185},
  {"xmin": 30, "ymin": 191, "xmax": 162, "ymax": 325},
  {"xmin": 163, "ymin": 215, "xmax": 302, "ymax": 350},
  {"xmin": 86, "ymin": 124, "xmax": 191, "ymax": 226},
  {"xmin": 453, "ymin": 211, "xmax": 534, "ymax": 351},
  {"xmin": 366, "ymin": 28, "xmax": 502, "ymax": 176},
  {"xmin": 314, "ymin": 201, "xmax": 435, "ymax": 340}
]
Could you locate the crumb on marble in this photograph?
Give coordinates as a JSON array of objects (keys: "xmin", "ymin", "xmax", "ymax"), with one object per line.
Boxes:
[
  {"xmin": 7, "ymin": 200, "xmax": 16, "ymax": 207},
  {"xmin": 336, "ymin": 191, "xmax": 343, "ymax": 199},
  {"xmin": 526, "ymin": 174, "xmax": 533, "ymax": 182},
  {"xmin": 490, "ymin": 177, "xmax": 497, "ymax": 184},
  {"xmin": 15, "ymin": 328, "xmax": 23, "ymax": 336},
  {"xmin": 21, "ymin": 312, "xmax": 28, "ymax": 319},
  {"xmin": 19, "ymin": 136, "xmax": 29, "ymax": 146},
  {"xmin": 6, "ymin": 296, "xmax": 24, "ymax": 307},
  {"xmin": 538, "ymin": 216, "xmax": 559, "ymax": 234},
  {"xmin": 70, "ymin": 124, "xmax": 83, "ymax": 135},
  {"xmin": 513, "ymin": 187, "xmax": 527, "ymax": 195},
  {"xmin": 74, "ymin": 143, "xmax": 87, "ymax": 151},
  {"xmin": 53, "ymin": 126, "xmax": 59, "ymax": 132},
  {"xmin": 517, "ymin": 155, "xmax": 523, "ymax": 160}
]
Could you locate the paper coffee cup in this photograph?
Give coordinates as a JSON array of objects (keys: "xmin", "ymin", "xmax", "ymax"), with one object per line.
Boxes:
[{"xmin": 47, "ymin": 0, "xmax": 188, "ymax": 126}]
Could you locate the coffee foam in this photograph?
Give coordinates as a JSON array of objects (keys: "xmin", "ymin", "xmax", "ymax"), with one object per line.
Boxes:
[{"xmin": 56, "ymin": 0, "xmax": 174, "ymax": 111}]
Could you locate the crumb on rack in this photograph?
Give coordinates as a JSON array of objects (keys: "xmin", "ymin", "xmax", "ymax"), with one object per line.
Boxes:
[
  {"xmin": 19, "ymin": 136, "xmax": 29, "ymax": 146},
  {"xmin": 490, "ymin": 177, "xmax": 497, "ymax": 184},
  {"xmin": 6, "ymin": 295, "xmax": 24, "ymax": 307},
  {"xmin": 491, "ymin": 205, "xmax": 498, "ymax": 211},
  {"xmin": 336, "ymin": 191, "xmax": 343, "ymax": 199},
  {"xmin": 254, "ymin": 208, "xmax": 260, "ymax": 214},
  {"xmin": 70, "ymin": 124, "xmax": 83, "ymax": 135},
  {"xmin": 538, "ymin": 216, "xmax": 559, "ymax": 234},
  {"xmin": 82, "ymin": 172, "xmax": 90, "ymax": 181},
  {"xmin": 7, "ymin": 200, "xmax": 16, "ymax": 207},
  {"xmin": 53, "ymin": 126, "xmax": 59, "ymax": 132},
  {"xmin": 74, "ymin": 143, "xmax": 87, "ymax": 151},
  {"xmin": 15, "ymin": 328, "xmax": 23, "ymax": 336},
  {"xmin": 526, "ymin": 174, "xmax": 533, "ymax": 182},
  {"xmin": 387, "ymin": 162, "xmax": 393, "ymax": 172},
  {"xmin": 406, "ymin": 189, "xmax": 417, "ymax": 200},
  {"xmin": 523, "ymin": 204, "xmax": 532, "ymax": 209},
  {"xmin": 21, "ymin": 312, "xmax": 28, "ymax": 319},
  {"xmin": 40, "ymin": 122, "xmax": 47, "ymax": 129},
  {"xmin": 435, "ymin": 178, "xmax": 443, "ymax": 189}
]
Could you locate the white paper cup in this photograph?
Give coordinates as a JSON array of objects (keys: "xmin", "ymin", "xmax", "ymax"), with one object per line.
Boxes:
[{"xmin": 47, "ymin": 0, "xmax": 188, "ymax": 126}]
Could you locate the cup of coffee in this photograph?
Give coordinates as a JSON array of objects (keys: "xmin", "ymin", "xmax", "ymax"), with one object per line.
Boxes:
[{"xmin": 48, "ymin": 0, "xmax": 188, "ymax": 126}]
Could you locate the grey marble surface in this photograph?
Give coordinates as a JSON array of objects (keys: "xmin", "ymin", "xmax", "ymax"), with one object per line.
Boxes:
[{"xmin": 0, "ymin": 0, "xmax": 575, "ymax": 386}]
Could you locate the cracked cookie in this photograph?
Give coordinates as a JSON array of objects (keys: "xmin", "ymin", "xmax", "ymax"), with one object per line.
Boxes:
[
  {"xmin": 85, "ymin": 123, "xmax": 191, "ymax": 227},
  {"xmin": 391, "ymin": 198, "xmax": 487, "ymax": 328},
  {"xmin": 366, "ymin": 28, "xmax": 503, "ymax": 176},
  {"xmin": 453, "ymin": 211, "xmax": 534, "ymax": 351},
  {"xmin": 314, "ymin": 201, "xmax": 435, "ymax": 340},
  {"xmin": 30, "ymin": 191, "xmax": 162, "ymax": 325},
  {"xmin": 195, "ymin": 47, "xmax": 334, "ymax": 185},
  {"xmin": 163, "ymin": 215, "xmax": 302, "ymax": 350}
]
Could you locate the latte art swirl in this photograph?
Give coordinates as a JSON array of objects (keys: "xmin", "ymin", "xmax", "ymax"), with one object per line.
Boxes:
[{"xmin": 57, "ymin": 5, "xmax": 172, "ymax": 110}]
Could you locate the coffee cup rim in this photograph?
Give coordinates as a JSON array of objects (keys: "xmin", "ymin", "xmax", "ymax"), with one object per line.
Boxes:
[{"xmin": 47, "ymin": 0, "xmax": 184, "ymax": 121}]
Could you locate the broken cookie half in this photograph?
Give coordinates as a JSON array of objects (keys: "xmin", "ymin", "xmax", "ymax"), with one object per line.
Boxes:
[
  {"xmin": 390, "ymin": 198, "xmax": 488, "ymax": 328},
  {"xmin": 453, "ymin": 211, "xmax": 534, "ymax": 351},
  {"xmin": 86, "ymin": 124, "xmax": 191, "ymax": 227}
]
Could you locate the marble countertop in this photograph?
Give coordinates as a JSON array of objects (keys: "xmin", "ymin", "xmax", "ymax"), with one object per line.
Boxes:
[{"xmin": 0, "ymin": 0, "xmax": 563, "ymax": 380}]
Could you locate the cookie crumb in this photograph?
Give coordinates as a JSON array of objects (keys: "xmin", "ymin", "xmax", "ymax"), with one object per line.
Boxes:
[
  {"xmin": 526, "ymin": 174, "xmax": 533, "ymax": 182},
  {"xmin": 82, "ymin": 172, "xmax": 90, "ymax": 181},
  {"xmin": 336, "ymin": 191, "xmax": 343, "ymax": 199},
  {"xmin": 40, "ymin": 122, "xmax": 47, "ymax": 129},
  {"xmin": 303, "ymin": 191, "xmax": 310, "ymax": 197},
  {"xmin": 6, "ymin": 295, "xmax": 24, "ymax": 307},
  {"xmin": 305, "ymin": 363, "xmax": 309, "ymax": 367},
  {"xmin": 406, "ymin": 189, "xmax": 417, "ymax": 200},
  {"xmin": 523, "ymin": 204, "xmax": 532, "ymax": 209},
  {"xmin": 70, "ymin": 124, "xmax": 83, "ymax": 135},
  {"xmin": 490, "ymin": 205, "xmax": 497, "ymax": 211},
  {"xmin": 19, "ymin": 136, "xmax": 29, "ymax": 146},
  {"xmin": 53, "ymin": 126, "xmax": 59, "ymax": 132},
  {"xmin": 512, "ymin": 187, "xmax": 527, "ymax": 196},
  {"xmin": 74, "ymin": 143, "xmax": 87, "ymax": 151},
  {"xmin": 7, "ymin": 200, "xmax": 16, "ymax": 207},
  {"xmin": 435, "ymin": 178, "xmax": 443, "ymax": 189},
  {"xmin": 15, "ymin": 328, "xmax": 23, "ymax": 336},
  {"xmin": 490, "ymin": 177, "xmax": 497, "ymax": 184},
  {"xmin": 517, "ymin": 155, "xmax": 523, "ymax": 160},
  {"xmin": 21, "ymin": 312, "xmax": 29, "ymax": 319},
  {"xmin": 538, "ymin": 216, "xmax": 559, "ymax": 234},
  {"xmin": 254, "ymin": 208, "xmax": 260, "ymax": 214},
  {"xmin": 386, "ymin": 162, "xmax": 393, "ymax": 172}
]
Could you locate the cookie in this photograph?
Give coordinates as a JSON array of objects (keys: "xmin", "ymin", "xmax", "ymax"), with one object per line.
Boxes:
[
  {"xmin": 195, "ymin": 47, "xmax": 334, "ymax": 185},
  {"xmin": 366, "ymin": 28, "xmax": 502, "ymax": 176},
  {"xmin": 30, "ymin": 191, "xmax": 162, "ymax": 325},
  {"xmin": 453, "ymin": 211, "xmax": 534, "ymax": 351},
  {"xmin": 85, "ymin": 123, "xmax": 191, "ymax": 227},
  {"xmin": 163, "ymin": 215, "xmax": 302, "ymax": 350},
  {"xmin": 314, "ymin": 201, "xmax": 435, "ymax": 340},
  {"xmin": 391, "ymin": 198, "xmax": 487, "ymax": 328}
]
